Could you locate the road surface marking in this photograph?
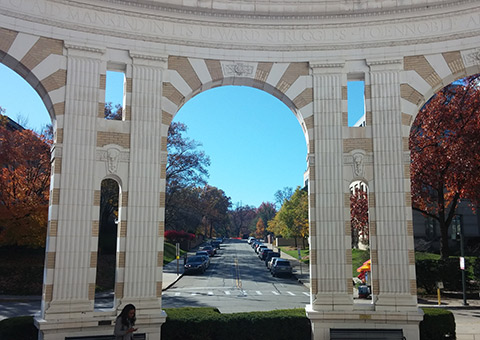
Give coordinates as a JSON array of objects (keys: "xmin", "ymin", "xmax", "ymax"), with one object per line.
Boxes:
[
  {"xmin": 303, "ymin": 292, "xmax": 310, "ymax": 296},
  {"xmin": 174, "ymin": 293, "xmax": 180, "ymax": 296},
  {"xmin": 287, "ymin": 291, "xmax": 295, "ymax": 296},
  {"xmin": 225, "ymin": 291, "xmax": 231, "ymax": 295},
  {"xmin": 272, "ymin": 291, "xmax": 280, "ymax": 295},
  {"xmin": 256, "ymin": 291, "xmax": 262, "ymax": 295},
  {"xmin": 208, "ymin": 291, "xmax": 214, "ymax": 296}
]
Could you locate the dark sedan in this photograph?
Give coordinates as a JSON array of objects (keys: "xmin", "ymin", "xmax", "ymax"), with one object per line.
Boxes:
[{"xmin": 184, "ymin": 255, "xmax": 206, "ymax": 274}]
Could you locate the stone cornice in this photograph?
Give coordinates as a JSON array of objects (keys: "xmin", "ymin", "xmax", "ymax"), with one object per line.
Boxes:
[
  {"xmin": 65, "ymin": 43, "xmax": 105, "ymax": 54},
  {"xmin": 2, "ymin": 1, "xmax": 480, "ymax": 52},
  {"xmin": 63, "ymin": 0, "xmax": 479, "ymax": 23},
  {"xmin": 129, "ymin": 51, "xmax": 167, "ymax": 67}
]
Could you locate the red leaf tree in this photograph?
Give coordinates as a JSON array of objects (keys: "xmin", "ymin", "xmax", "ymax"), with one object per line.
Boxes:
[
  {"xmin": 0, "ymin": 113, "xmax": 52, "ymax": 247},
  {"xmin": 164, "ymin": 230, "xmax": 195, "ymax": 243},
  {"xmin": 350, "ymin": 184, "xmax": 369, "ymax": 249},
  {"xmin": 410, "ymin": 75, "xmax": 480, "ymax": 259}
]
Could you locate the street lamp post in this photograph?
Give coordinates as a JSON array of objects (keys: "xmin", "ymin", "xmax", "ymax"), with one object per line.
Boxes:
[{"xmin": 458, "ymin": 217, "xmax": 468, "ymax": 306}]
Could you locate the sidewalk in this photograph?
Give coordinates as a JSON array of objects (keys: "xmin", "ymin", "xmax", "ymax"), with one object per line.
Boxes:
[
  {"xmin": 162, "ymin": 257, "xmax": 184, "ymax": 291},
  {"xmin": 278, "ymin": 248, "xmax": 480, "ymax": 340},
  {"xmin": 0, "ymin": 260, "xmax": 185, "ymax": 321}
]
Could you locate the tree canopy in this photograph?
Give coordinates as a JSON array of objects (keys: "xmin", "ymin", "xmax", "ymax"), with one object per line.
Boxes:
[
  {"xmin": 350, "ymin": 184, "xmax": 369, "ymax": 249},
  {"xmin": 268, "ymin": 186, "xmax": 308, "ymax": 247},
  {"xmin": 410, "ymin": 75, "xmax": 480, "ymax": 258},
  {"xmin": 0, "ymin": 112, "xmax": 51, "ymax": 247}
]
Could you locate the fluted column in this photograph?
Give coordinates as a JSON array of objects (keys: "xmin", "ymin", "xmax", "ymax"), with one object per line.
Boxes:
[
  {"xmin": 368, "ymin": 59, "xmax": 417, "ymax": 311},
  {"xmin": 121, "ymin": 53, "xmax": 165, "ymax": 314},
  {"xmin": 309, "ymin": 62, "xmax": 352, "ymax": 310},
  {"xmin": 43, "ymin": 46, "xmax": 103, "ymax": 317}
]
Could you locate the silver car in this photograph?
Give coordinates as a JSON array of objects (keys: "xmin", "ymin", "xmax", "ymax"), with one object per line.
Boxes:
[{"xmin": 271, "ymin": 258, "xmax": 293, "ymax": 277}]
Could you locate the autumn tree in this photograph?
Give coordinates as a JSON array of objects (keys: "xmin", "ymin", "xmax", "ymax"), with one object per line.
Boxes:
[
  {"xmin": 165, "ymin": 122, "xmax": 211, "ymax": 231},
  {"xmin": 410, "ymin": 75, "xmax": 480, "ymax": 259},
  {"xmin": 274, "ymin": 187, "xmax": 293, "ymax": 209},
  {"xmin": 255, "ymin": 218, "xmax": 265, "ymax": 239},
  {"xmin": 350, "ymin": 184, "xmax": 369, "ymax": 249},
  {"xmin": 229, "ymin": 204, "xmax": 256, "ymax": 238},
  {"xmin": 199, "ymin": 185, "xmax": 231, "ymax": 239},
  {"xmin": 165, "ymin": 186, "xmax": 203, "ymax": 232},
  {"xmin": 104, "ymin": 102, "xmax": 122, "ymax": 120},
  {"xmin": 0, "ymin": 112, "xmax": 51, "ymax": 248},
  {"xmin": 268, "ymin": 187, "xmax": 308, "ymax": 248},
  {"xmin": 253, "ymin": 201, "xmax": 277, "ymax": 240}
]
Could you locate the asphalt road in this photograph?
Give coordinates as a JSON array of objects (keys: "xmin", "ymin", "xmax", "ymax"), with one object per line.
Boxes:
[{"xmin": 161, "ymin": 238, "xmax": 311, "ymax": 313}]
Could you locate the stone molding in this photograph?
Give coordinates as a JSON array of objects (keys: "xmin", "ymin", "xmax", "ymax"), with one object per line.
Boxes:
[
  {"xmin": 2, "ymin": 1, "xmax": 480, "ymax": 51},
  {"xmin": 54, "ymin": 0, "xmax": 478, "ymax": 21}
]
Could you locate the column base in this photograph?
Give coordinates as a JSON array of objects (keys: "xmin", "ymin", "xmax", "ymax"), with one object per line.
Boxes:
[
  {"xmin": 35, "ymin": 309, "xmax": 167, "ymax": 340},
  {"xmin": 306, "ymin": 304, "xmax": 424, "ymax": 340}
]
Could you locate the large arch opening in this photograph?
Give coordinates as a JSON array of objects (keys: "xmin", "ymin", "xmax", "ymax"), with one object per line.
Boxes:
[
  {"xmin": 409, "ymin": 74, "xmax": 480, "ymax": 297},
  {"xmin": 0, "ymin": 62, "xmax": 52, "ymax": 308},
  {"xmin": 162, "ymin": 84, "xmax": 310, "ymax": 311}
]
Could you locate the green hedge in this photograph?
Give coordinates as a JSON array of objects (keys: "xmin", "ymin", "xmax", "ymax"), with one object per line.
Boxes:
[
  {"xmin": 161, "ymin": 307, "xmax": 311, "ymax": 340},
  {"xmin": 420, "ymin": 308, "xmax": 456, "ymax": 340},
  {"xmin": 0, "ymin": 308, "xmax": 455, "ymax": 340},
  {"xmin": 416, "ymin": 256, "xmax": 480, "ymax": 294},
  {"xmin": 0, "ymin": 316, "xmax": 37, "ymax": 340}
]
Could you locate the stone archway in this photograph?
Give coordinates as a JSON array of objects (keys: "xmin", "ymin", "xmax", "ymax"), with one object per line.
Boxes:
[{"xmin": 1, "ymin": 1, "xmax": 480, "ymax": 339}]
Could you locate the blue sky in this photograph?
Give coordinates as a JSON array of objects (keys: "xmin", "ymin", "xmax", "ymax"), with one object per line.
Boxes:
[
  {"xmin": 1, "ymin": 66, "xmax": 365, "ymax": 208},
  {"xmin": 1, "ymin": 66, "xmax": 318, "ymax": 208}
]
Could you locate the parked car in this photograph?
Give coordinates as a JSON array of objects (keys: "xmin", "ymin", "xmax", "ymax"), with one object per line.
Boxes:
[
  {"xmin": 200, "ymin": 245, "xmax": 215, "ymax": 256},
  {"xmin": 184, "ymin": 255, "xmax": 206, "ymax": 274},
  {"xmin": 247, "ymin": 236, "xmax": 256, "ymax": 244},
  {"xmin": 195, "ymin": 251, "xmax": 210, "ymax": 268},
  {"xmin": 268, "ymin": 257, "xmax": 281, "ymax": 271},
  {"xmin": 258, "ymin": 248, "xmax": 273, "ymax": 260},
  {"xmin": 264, "ymin": 252, "xmax": 280, "ymax": 267},
  {"xmin": 211, "ymin": 240, "xmax": 221, "ymax": 249},
  {"xmin": 256, "ymin": 245, "xmax": 268, "ymax": 254},
  {"xmin": 271, "ymin": 258, "xmax": 293, "ymax": 277}
]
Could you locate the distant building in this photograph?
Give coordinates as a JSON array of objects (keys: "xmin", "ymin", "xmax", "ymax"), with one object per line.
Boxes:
[
  {"xmin": 413, "ymin": 201, "xmax": 480, "ymax": 253},
  {"xmin": 0, "ymin": 114, "xmax": 24, "ymax": 132}
]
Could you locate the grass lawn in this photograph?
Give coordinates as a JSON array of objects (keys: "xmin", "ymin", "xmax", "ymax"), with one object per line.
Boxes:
[
  {"xmin": 164, "ymin": 242, "xmax": 187, "ymax": 265},
  {"xmin": 352, "ymin": 248, "xmax": 370, "ymax": 277},
  {"xmin": 280, "ymin": 247, "xmax": 310, "ymax": 264},
  {"xmin": 415, "ymin": 252, "xmax": 441, "ymax": 260}
]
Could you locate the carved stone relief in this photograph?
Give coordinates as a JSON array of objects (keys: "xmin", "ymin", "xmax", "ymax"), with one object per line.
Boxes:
[{"xmin": 97, "ymin": 146, "xmax": 130, "ymax": 174}]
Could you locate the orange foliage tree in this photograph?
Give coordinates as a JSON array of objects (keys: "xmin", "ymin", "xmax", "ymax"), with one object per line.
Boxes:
[
  {"xmin": 0, "ymin": 113, "xmax": 51, "ymax": 247},
  {"xmin": 410, "ymin": 75, "xmax": 480, "ymax": 259}
]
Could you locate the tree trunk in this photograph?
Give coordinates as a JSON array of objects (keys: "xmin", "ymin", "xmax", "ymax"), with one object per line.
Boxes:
[{"xmin": 439, "ymin": 219, "xmax": 450, "ymax": 259}]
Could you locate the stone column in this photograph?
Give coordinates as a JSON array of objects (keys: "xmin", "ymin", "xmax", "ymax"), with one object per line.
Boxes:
[
  {"xmin": 118, "ymin": 52, "xmax": 167, "ymax": 335},
  {"xmin": 368, "ymin": 58, "xmax": 422, "ymax": 339},
  {"xmin": 308, "ymin": 62, "xmax": 352, "ymax": 312},
  {"xmin": 36, "ymin": 45, "xmax": 106, "ymax": 339}
]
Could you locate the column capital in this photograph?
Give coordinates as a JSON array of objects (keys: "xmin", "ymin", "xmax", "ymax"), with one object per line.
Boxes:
[
  {"xmin": 366, "ymin": 58, "xmax": 403, "ymax": 72},
  {"xmin": 310, "ymin": 60, "xmax": 345, "ymax": 74},
  {"xmin": 129, "ymin": 51, "xmax": 167, "ymax": 68},
  {"xmin": 65, "ymin": 42, "xmax": 105, "ymax": 58}
]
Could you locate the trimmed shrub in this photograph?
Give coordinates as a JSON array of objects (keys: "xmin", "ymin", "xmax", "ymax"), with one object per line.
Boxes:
[
  {"xmin": 0, "ymin": 247, "xmax": 44, "ymax": 295},
  {"xmin": 420, "ymin": 308, "xmax": 455, "ymax": 340},
  {"xmin": 161, "ymin": 307, "xmax": 311, "ymax": 340},
  {"xmin": 0, "ymin": 316, "xmax": 37, "ymax": 340},
  {"xmin": 416, "ymin": 256, "xmax": 479, "ymax": 294},
  {"xmin": 0, "ymin": 307, "xmax": 455, "ymax": 340}
]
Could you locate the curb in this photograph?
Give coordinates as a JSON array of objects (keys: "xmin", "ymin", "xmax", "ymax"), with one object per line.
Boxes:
[
  {"xmin": 162, "ymin": 273, "xmax": 184, "ymax": 291},
  {"xmin": 0, "ymin": 295, "xmax": 41, "ymax": 302}
]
